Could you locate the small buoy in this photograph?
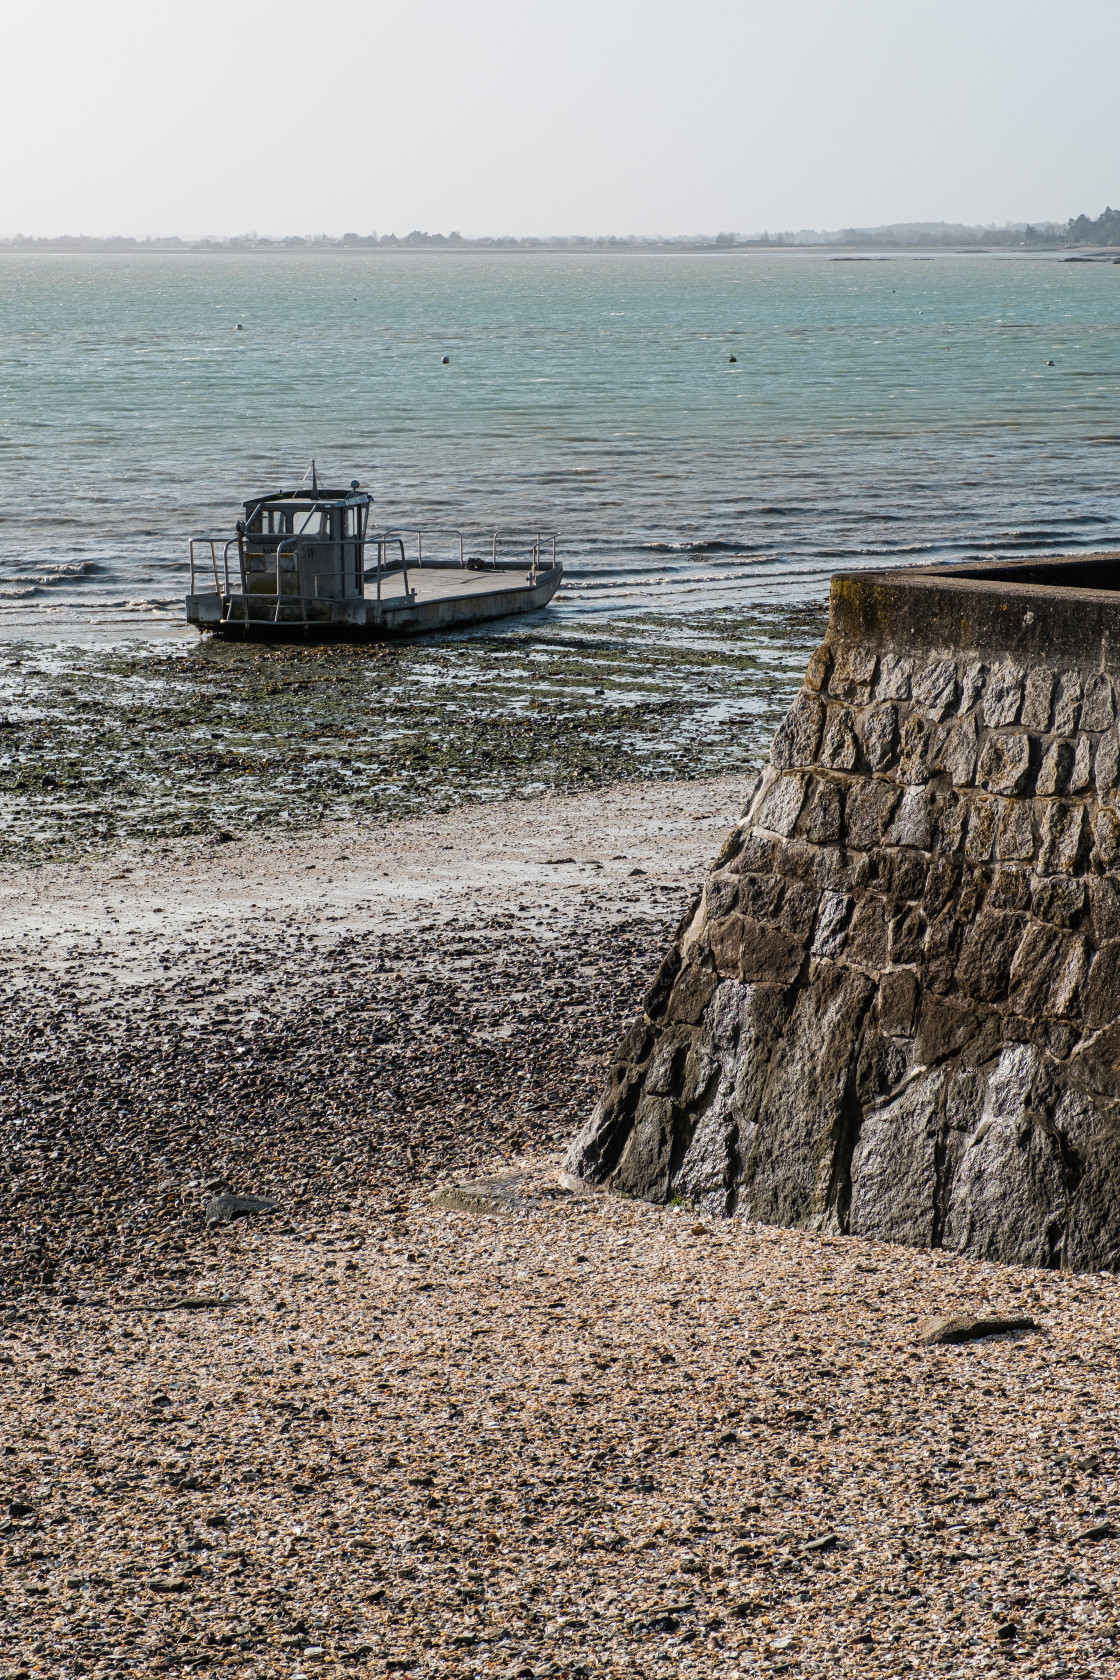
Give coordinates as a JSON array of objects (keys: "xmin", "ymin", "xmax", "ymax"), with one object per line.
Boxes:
[
  {"xmin": 728, "ymin": 355, "xmax": 737, "ymax": 364},
  {"xmin": 1047, "ymin": 359, "xmax": 1055, "ymax": 366},
  {"xmin": 236, "ymin": 323, "xmax": 243, "ymax": 331},
  {"xmin": 442, "ymin": 355, "xmax": 450, "ymax": 364}
]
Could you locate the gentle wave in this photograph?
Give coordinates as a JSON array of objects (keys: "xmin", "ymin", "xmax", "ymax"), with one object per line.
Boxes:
[{"xmin": 1, "ymin": 250, "xmax": 1119, "ymax": 637}]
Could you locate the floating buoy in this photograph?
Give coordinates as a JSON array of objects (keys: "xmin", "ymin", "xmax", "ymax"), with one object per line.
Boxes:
[
  {"xmin": 442, "ymin": 355, "xmax": 450, "ymax": 364},
  {"xmin": 728, "ymin": 355, "xmax": 737, "ymax": 364},
  {"xmin": 1047, "ymin": 359, "xmax": 1055, "ymax": 366}
]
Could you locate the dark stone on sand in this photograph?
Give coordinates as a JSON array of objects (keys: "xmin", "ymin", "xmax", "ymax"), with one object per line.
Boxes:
[
  {"xmin": 204, "ymin": 1193, "xmax": 278, "ymax": 1226},
  {"xmin": 918, "ymin": 1314, "xmax": 1040, "ymax": 1346}
]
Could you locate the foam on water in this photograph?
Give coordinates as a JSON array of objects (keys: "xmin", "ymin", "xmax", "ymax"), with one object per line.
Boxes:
[{"xmin": 1, "ymin": 248, "xmax": 1118, "ymax": 643}]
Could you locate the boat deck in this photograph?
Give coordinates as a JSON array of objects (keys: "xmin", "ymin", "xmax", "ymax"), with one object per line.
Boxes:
[{"xmin": 186, "ymin": 560, "xmax": 563, "ymax": 639}]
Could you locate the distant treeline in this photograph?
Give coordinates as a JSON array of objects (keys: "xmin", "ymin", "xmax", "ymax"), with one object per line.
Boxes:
[
  {"xmin": 3, "ymin": 211, "xmax": 1120, "ymax": 252},
  {"xmin": 1064, "ymin": 206, "xmax": 1120, "ymax": 246}
]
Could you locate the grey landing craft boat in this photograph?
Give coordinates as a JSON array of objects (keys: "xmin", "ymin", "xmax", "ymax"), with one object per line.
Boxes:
[{"xmin": 185, "ymin": 468, "xmax": 562, "ymax": 640}]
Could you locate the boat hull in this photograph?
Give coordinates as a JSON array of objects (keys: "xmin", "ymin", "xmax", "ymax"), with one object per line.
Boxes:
[{"xmin": 186, "ymin": 564, "xmax": 563, "ymax": 641}]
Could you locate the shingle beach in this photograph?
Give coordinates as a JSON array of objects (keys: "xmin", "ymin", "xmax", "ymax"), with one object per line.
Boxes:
[{"xmin": 2, "ymin": 778, "xmax": 1119, "ymax": 1679}]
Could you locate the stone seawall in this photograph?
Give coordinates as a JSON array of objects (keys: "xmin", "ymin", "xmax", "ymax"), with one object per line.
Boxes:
[{"xmin": 564, "ymin": 556, "xmax": 1120, "ymax": 1270}]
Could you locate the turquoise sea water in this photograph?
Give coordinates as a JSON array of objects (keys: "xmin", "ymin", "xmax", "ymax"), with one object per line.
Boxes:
[{"xmin": 1, "ymin": 249, "xmax": 1119, "ymax": 638}]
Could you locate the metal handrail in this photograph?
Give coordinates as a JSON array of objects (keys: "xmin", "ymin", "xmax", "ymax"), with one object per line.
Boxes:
[
  {"xmin": 370, "ymin": 528, "xmax": 466, "ymax": 569},
  {"xmin": 188, "ymin": 536, "xmax": 241, "ymax": 595},
  {"xmin": 489, "ymin": 531, "xmax": 559, "ymax": 583}
]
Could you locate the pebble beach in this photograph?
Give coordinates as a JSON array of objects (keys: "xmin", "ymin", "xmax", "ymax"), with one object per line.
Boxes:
[{"xmin": 3, "ymin": 777, "xmax": 1120, "ymax": 1679}]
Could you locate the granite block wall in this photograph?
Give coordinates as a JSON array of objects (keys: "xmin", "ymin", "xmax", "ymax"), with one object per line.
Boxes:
[{"xmin": 563, "ymin": 630, "xmax": 1120, "ymax": 1269}]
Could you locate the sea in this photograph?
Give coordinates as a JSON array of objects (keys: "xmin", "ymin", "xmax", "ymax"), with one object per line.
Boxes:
[{"xmin": 1, "ymin": 248, "xmax": 1119, "ymax": 643}]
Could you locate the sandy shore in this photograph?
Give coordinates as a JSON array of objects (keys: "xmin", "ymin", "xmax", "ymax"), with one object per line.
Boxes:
[{"xmin": 3, "ymin": 777, "xmax": 1120, "ymax": 1679}]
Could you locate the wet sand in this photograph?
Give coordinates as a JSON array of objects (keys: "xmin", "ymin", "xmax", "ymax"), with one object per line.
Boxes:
[{"xmin": 2, "ymin": 778, "xmax": 1119, "ymax": 1678}]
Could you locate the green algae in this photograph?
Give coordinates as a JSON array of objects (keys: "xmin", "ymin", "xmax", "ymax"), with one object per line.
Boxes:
[{"xmin": 0, "ymin": 603, "xmax": 825, "ymax": 861}]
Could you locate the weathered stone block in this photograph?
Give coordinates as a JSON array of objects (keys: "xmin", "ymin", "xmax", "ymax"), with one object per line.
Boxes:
[
  {"xmin": 1036, "ymin": 740, "xmax": 1073, "ymax": 796},
  {"xmin": 875, "ymin": 654, "xmax": 913, "ymax": 701},
  {"xmin": 940, "ymin": 1045, "xmax": 1071, "ymax": 1268},
  {"xmin": 1032, "ymin": 877, "xmax": 1085, "ymax": 928},
  {"xmin": 977, "ymin": 731, "xmax": 1032, "ymax": 796},
  {"xmin": 882, "ymin": 786, "xmax": 933, "ymax": 850},
  {"xmin": 819, "ymin": 709, "xmax": 859, "ymax": 771},
  {"xmin": 844, "ymin": 896, "xmax": 889, "ymax": 970},
  {"xmin": 709, "ymin": 913, "xmax": 746, "ymax": 977},
  {"xmin": 880, "ymin": 967, "xmax": 919, "ymax": 1036},
  {"xmin": 734, "ymin": 965, "xmax": 873, "ymax": 1227},
  {"xmin": 704, "ymin": 872, "xmax": 740, "ymax": 923},
  {"xmin": 739, "ymin": 920, "xmax": 805, "ymax": 985},
  {"xmin": 1069, "ymin": 735, "xmax": 1092, "ymax": 794},
  {"xmin": 939, "ymin": 714, "xmax": 978, "ymax": 786},
  {"xmin": 755, "ymin": 773, "xmax": 807, "ymax": 838},
  {"xmin": 664, "ymin": 964, "xmax": 717, "ymax": 1025},
  {"xmin": 1037, "ymin": 801, "xmax": 1088, "ymax": 875},
  {"xmin": 736, "ymin": 871, "xmax": 783, "ymax": 921},
  {"xmin": 848, "ymin": 1070, "xmax": 944, "ymax": 1245},
  {"xmin": 1053, "ymin": 673, "xmax": 1082, "ymax": 735},
  {"xmin": 955, "ymin": 910, "xmax": 1025, "ymax": 1002},
  {"xmin": 921, "ymin": 855, "xmax": 961, "ymax": 919},
  {"xmin": 862, "ymin": 704, "xmax": 897, "ymax": 771},
  {"xmin": 934, "ymin": 792, "xmax": 968, "ymax": 853},
  {"xmin": 958, "ymin": 661, "xmax": 987, "ymax": 714},
  {"xmin": 964, "ymin": 797, "xmax": 997, "ymax": 863},
  {"xmin": 1091, "ymin": 877, "xmax": 1120, "ymax": 943},
  {"xmin": 778, "ymin": 881, "xmax": 820, "ymax": 940},
  {"xmin": 983, "ymin": 665, "xmax": 1023, "ymax": 727},
  {"xmin": 1094, "ymin": 806, "xmax": 1120, "ymax": 868},
  {"xmin": 917, "ymin": 993, "xmax": 980, "ymax": 1063},
  {"xmin": 1048, "ymin": 935, "xmax": 1088, "ymax": 1018},
  {"xmin": 1082, "ymin": 673, "xmax": 1116, "ymax": 732},
  {"xmin": 1008, "ymin": 922, "xmax": 1061, "ymax": 1016},
  {"xmin": 810, "ymin": 890, "xmax": 851, "ymax": 959},
  {"xmin": 1083, "ymin": 941, "xmax": 1120, "ymax": 1030},
  {"xmin": 770, "ymin": 692, "xmax": 825, "ymax": 770},
  {"xmin": 995, "ymin": 800, "xmax": 1034, "ymax": 862},
  {"xmin": 644, "ymin": 1024, "xmax": 696, "ymax": 1095},
  {"xmin": 898, "ymin": 712, "xmax": 936, "ymax": 785},
  {"xmin": 798, "ymin": 777, "xmax": 842, "ymax": 844},
  {"xmin": 990, "ymin": 865, "xmax": 1031, "ymax": 911},
  {"xmin": 888, "ymin": 907, "xmax": 926, "ymax": 965},
  {"xmin": 804, "ymin": 645, "xmax": 832, "ymax": 692},
  {"xmin": 1096, "ymin": 731, "xmax": 1120, "ymax": 793},
  {"xmin": 843, "ymin": 781, "xmax": 898, "ymax": 850},
  {"xmin": 890, "ymin": 851, "xmax": 930, "ymax": 901},
  {"xmin": 1020, "ymin": 666, "xmax": 1056, "ymax": 732},
  {"xmin": 610, "ymin": 1094, "xmax": 677, "ymax": 1201},
  {"xmin": 829, "ymin": 645, "xmax": 877, "ymax": 701},
  {"xmin": 912, "ymin": 659, "xmax": 959, "ymax": 720}
]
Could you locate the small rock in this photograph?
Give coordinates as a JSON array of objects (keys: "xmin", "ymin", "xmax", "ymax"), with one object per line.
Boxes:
[
  {"xmin": 204, "ymin": 1193, "xmax": 278, "ymax": 1226},
  {"xmin": 919, "ymin": 1314, "xmax": 1039, "ymax": 1346},
  {"xmin": 1077, "ymin": 1520, "xmax": 1114, "ymax": 1541},
  {"xmin": 995, "ymin": 1621, "xmax": 1018, "ymax": 1640},
  {"xmin": 801, "ymin": 1532, "xmax": 839, "ymax": 1553},
  {"xmin": 8, "ymin": 1500, "xmax": 34, "ymax": 1518}
]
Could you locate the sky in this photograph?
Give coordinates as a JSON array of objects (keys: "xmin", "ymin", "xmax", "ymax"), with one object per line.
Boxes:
[{"xmin": 3, "ymin": 0, "xmax": 1118, "ymax": 239}]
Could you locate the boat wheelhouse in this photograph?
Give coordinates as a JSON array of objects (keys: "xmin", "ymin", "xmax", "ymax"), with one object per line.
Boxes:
[{"xmin": 185, "ymin": 469, "xmax": 562, "ymax": 639}]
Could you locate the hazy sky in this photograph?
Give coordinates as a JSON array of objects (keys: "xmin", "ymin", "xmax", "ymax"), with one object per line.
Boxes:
[{"xmin": 4, "ymin": 0, "xmax": 1118, "ymax": 238}]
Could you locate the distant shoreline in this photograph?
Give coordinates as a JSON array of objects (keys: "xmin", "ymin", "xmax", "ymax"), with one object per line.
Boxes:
[{"xmin": 0, "ymin": 241, "xmax": 1106, "ymax": 257}]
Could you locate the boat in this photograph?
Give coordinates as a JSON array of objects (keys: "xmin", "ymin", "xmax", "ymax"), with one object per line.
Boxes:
[{"xmin": 185, "ymin": 466, "xmax": 562, "ymax": 640}]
